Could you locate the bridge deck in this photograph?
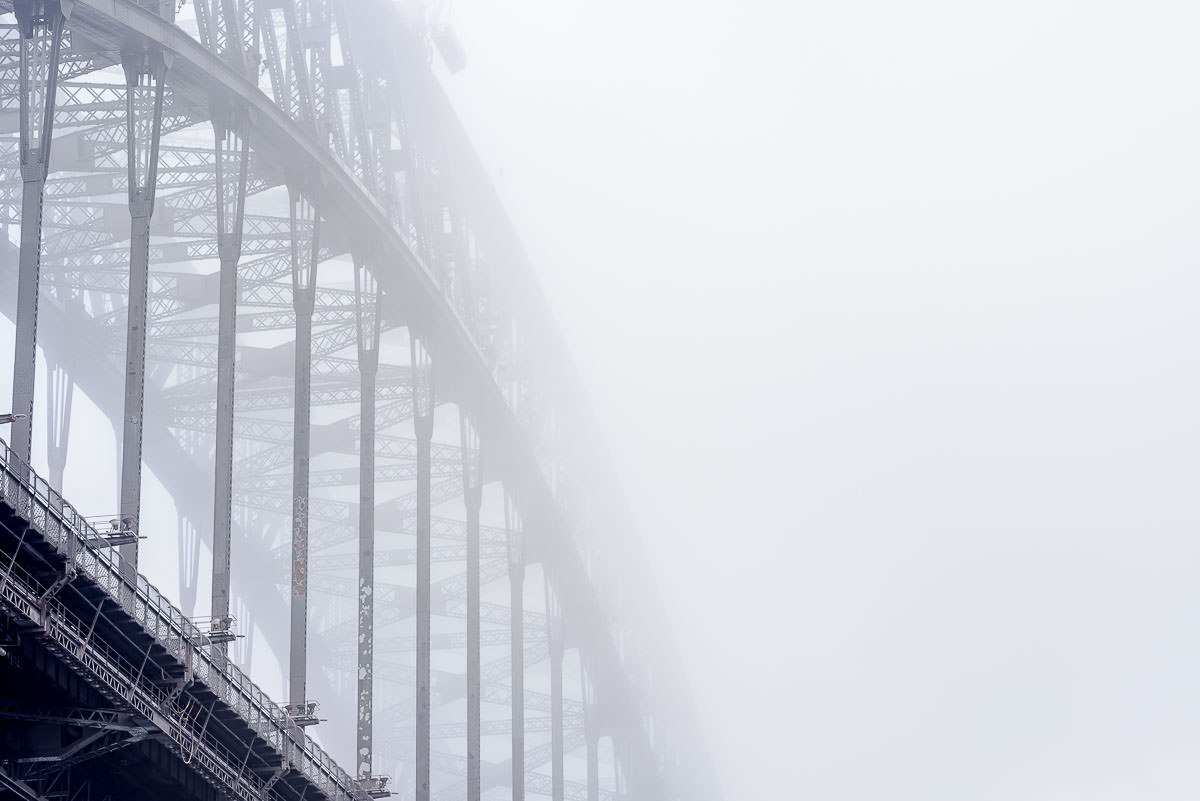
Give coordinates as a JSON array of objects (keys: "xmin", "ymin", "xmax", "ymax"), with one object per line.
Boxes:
[{"xmin": 0, "ymin": 437, "xmax": 370, "ymax": 801}]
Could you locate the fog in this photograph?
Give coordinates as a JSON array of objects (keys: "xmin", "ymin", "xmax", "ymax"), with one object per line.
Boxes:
[
  {"xmin": 0, "ymin": 1, "xmax": 1195, "ymax": 798},
  {"xmin": 439, "ymin": 1, "xmax": 1200, "ymax": 798}
]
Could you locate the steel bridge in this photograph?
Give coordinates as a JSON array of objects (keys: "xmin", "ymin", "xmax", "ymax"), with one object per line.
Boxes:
[{"xmin": 0, "ymin": 2, "xmax": 716, "ymax": 800}]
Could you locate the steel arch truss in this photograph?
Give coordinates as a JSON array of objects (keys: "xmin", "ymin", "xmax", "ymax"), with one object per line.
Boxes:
[{"xmin": 0, "ymin": 2, "xmax": 716, "ymax": 801}]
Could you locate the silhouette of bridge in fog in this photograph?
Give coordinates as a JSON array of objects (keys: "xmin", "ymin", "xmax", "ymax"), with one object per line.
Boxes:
[{"xmin": 0, "ymin": 3, "xmax": 715, "ymax": 800}]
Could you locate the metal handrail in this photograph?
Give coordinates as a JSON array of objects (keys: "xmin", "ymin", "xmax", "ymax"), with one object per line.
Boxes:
[
  {"xmin": 0, "ymin": 437, "xmax": 365, "ymax": 801},
  {"xmin": 0, "ymin": 549, "xmax": 268, "ymax": 801}
]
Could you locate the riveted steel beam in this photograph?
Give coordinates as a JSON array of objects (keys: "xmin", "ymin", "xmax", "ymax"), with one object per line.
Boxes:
[
  {"xmin": 354, "ymin": 254, "xmax": 380, "ymax": 778},
  {"xmin": 9, "ymin": 0, "xmax": 68, "ymax": 466},
  {"xmin": 411, "ymin": 331, "xmax": 435, "ymax": 801},
  {"xmin": 507, "ymin": 497, "xmax": 526, "ymax": 801},
  {"xmin": 288, "ymin": 181, "xmax": 319, "ymax": 710},
  {"xmin": 116, "ymin": 42, "xmax": 167, "ymax": 576},
  {"xmin": 547, "ymin": 582, "xmax": 566, "ymax": 801},
  {"xmin": 461, "ymin": 410, "xmax": 483, "ymax": 801},
  {"xmin": 209, "ymin": 101, "xmax": 250, "ymax": 666}
]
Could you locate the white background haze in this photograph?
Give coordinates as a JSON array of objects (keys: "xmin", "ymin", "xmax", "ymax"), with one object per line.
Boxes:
[{"xmin": 440, "ymin": 1, "xmax": 1200, "ymax": 798}]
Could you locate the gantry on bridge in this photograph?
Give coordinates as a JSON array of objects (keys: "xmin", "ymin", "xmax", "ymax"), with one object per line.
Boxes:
[{"xmin": 0, "ymin": 2, "xmax": 716, "ymax": 800}]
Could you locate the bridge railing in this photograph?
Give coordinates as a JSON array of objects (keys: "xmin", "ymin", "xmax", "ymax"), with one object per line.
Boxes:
[
  {"xmin": 0, "ymin": 436, "xmax": 367, "ymax": 801},
  {"xmin": 0, "ymin": 536, "xmax": 271, "ymax": 801}
]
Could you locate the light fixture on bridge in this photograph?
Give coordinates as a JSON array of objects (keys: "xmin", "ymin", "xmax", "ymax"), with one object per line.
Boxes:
[
  {"xmin": 285, "ymin": 700, "xmax": 321, "ymax": 727},
  {"xmin": 0, "ymin": 412, "xmax": 28, "ymax": 425},
  {"xmin": 358, "ymin": 775, "xmax": 392, "ymax": 799},
  {"xmin": 193, "ymin": 615, "xmax": 242, "ymax": 645},
  {"xmin": 81, "ymin": 514, "xmax": 144, "ymax": 548}
]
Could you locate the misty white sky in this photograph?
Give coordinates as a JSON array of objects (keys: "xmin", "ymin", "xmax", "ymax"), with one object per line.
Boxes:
[
  {"xmin": 439, "ymin": 1, "xmax": 1200, "ymax": 798},
  {"xmin": 0, "ymin": 1, "xmax": 1195, "ymax": 798}
]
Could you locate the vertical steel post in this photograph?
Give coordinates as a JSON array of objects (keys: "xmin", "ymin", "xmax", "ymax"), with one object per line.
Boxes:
[
  {"xmin": 288, "ymin": 184, "xmax": 319, "ymax": 709},
  {"xmin": 614, "ymin": 740, "xmax": 627, "ymax": 800},
  {"xmin": 209, "ymin": 109, "xmax": 249, "ymax": 664},
  {"xmin": 202, "ymin": 0, "xmax": 252, "ymax": 664},
  {"xmin": 355, "ymin": 257, "xmax": 381, "ymax": 777},
  {"xmin": 411, "ymin": 334, "xmax": 434, "ymax": 801},
  {"xmin": 9, "ymin": 0, "xmax": 67, "ymax": 467},
  {"xmin": 507, "ymin": 498, "xmax": 526, "ymax": 801},
  {"xmin": 118, "ymin": 46, "xmax": 166, "ymax": 578},
  {"xmin": 460, "ymin": 413, "xmax": 483, "ymax": 801},
  {"xmin": 584, "ymin": 663, "xmax": 599, "ymax": 801},
  {"xmin": 545, "ymin": 582, "xmax": 565, "ymax": 801}
]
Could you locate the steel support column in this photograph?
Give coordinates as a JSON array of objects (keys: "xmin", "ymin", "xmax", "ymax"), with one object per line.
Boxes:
[
  {"xmin": 355, "ymin": 257, "xmax": 381, "ymax": 777},
  {"xmin": 289, "ymin": 185, "xmax": 319, "ymax": 709},
  {"xmin": 546, "ymin": 585, "xmax": 565, "ymax": 801},
  {"xmin": 584, "ymin": 665, "xmax": 599, "ymax": 801},
  {"xmin": 9, "ymin": 0, "xmax": 67, "ymax": 466},
  {"xmin": 460, "ymin": 413, "xmax": 483, "ymax": 801},
  {"xmin": 507, "ymin": 499, "xmax": 526, "ymax": 801},
  {"xmin": 209, "ymin": 109, "xmax": 249, "ymax": 663},
  {"xmin": 615, "ymin": 740, "xmax": 627, "ymax": 800},
  {"xmin": 411, "ymin": 334, "xmax": 435, "ymax": 801},
  {"xmin": 588, "ymin": 733, "xmax": 600, "ymax": 801},
  {"xmin": 117, "ymin": 46, "xmax": 167, "ymax": 577}
]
